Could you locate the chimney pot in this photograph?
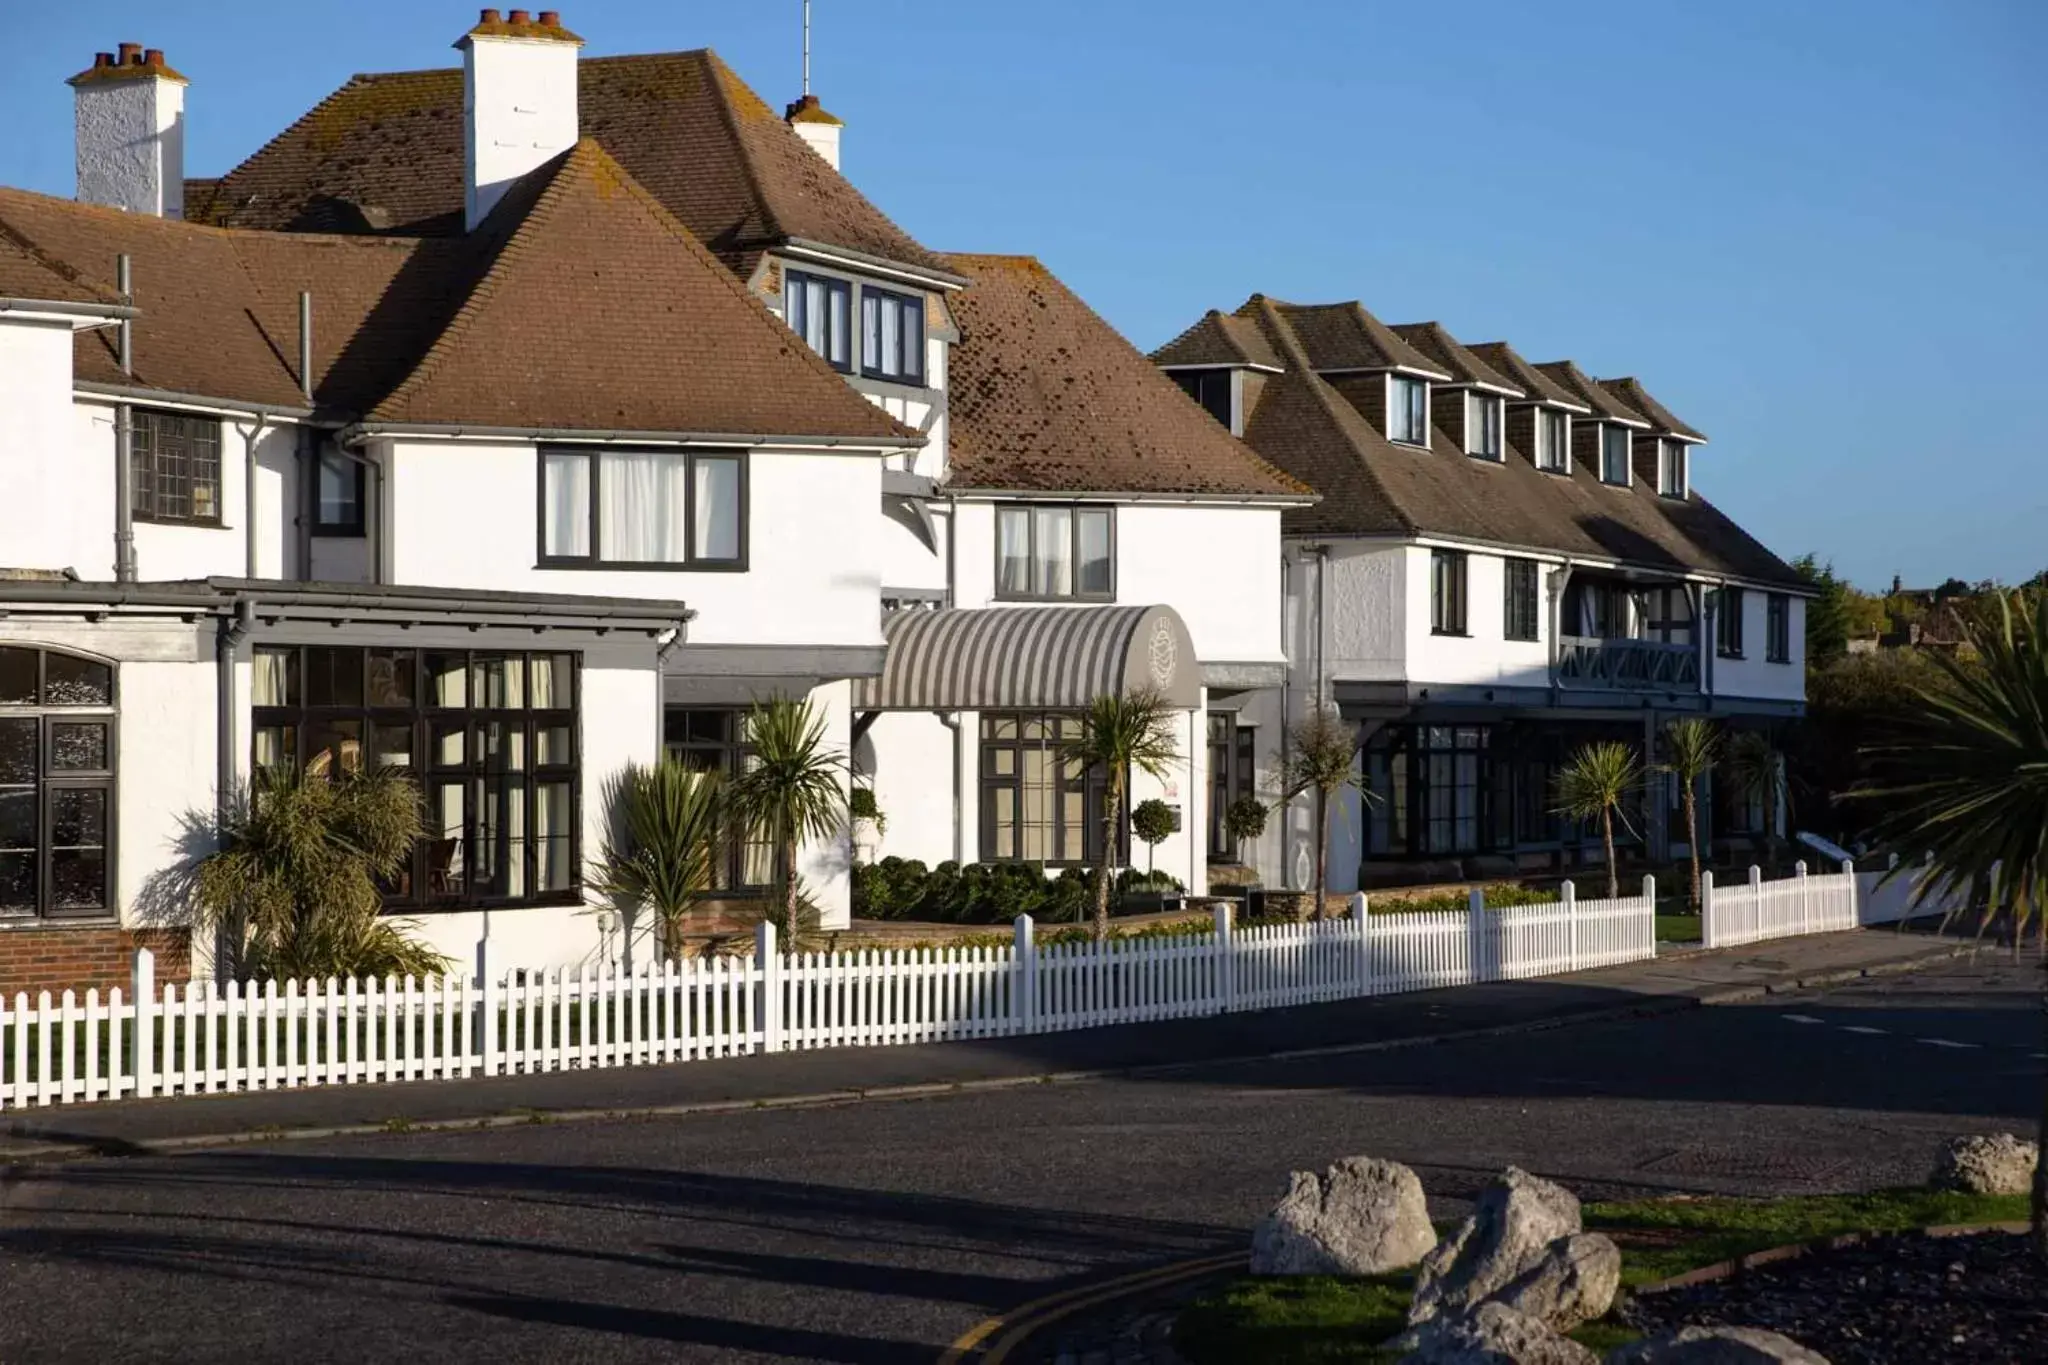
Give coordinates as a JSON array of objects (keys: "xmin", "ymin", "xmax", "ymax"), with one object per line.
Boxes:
[
  {"xmin": 507, "ymin": 8, "xmax": 530, "ymax": 22},
  {"xmin": 118, "ymin": 42, "xmax": 143, "ymax": 64},
  {"xmin": 538, "ymin": 9, "xmax": 559, "ymax": 24},
  {"xmin": 143, "ymin": 49, "xmax": 165, "ymax": 67},
  {"xmin": 478, "ymin": 8, "xmax": 501, "ymax": 23},
  {"xmin": 93, "ymin": 52, "xmax": 115, "ymax": 69}
]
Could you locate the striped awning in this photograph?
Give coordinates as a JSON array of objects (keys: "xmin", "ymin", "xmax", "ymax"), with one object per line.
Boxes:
[{"xmin": 853, "ymin": 605, "xmax": 1202, "ymax": 711}]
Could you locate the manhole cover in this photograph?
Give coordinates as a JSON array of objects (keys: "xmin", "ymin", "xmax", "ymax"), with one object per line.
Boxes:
[{"xmin": 1636, "ymin": 1147, "xmax": 1851, "ymax": 1183}]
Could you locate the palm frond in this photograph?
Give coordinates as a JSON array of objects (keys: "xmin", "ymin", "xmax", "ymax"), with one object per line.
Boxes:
[
  {"xmin": 1553, "ymin": 741, "xmax": 1643, "ymax": 822},
  {"xmin": 594, "ymin": 762, "xmax": 725, "ymax": 962},
  {"xmin": 1659, "ymin": 718, "xmax": 1720, "ymax": 784}
]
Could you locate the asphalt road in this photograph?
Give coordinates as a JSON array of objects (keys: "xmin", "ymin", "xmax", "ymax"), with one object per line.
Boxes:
[{"xmin": 1, "ymin": 957, "xmax": 2035, "ymax": 1364}]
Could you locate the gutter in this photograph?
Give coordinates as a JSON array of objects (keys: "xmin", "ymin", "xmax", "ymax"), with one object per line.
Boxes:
[
  {"xmin": 777, "ymin": 237, "xmax": 973, "ymax": 291},
  {"xmin": 338, "ymin": 420, "xmax": 922, "ymax": 452},
  {"xmin": 74, "ymin": 380, "xmax": 316, "ymax": 421},
  {"xmin": 948, "ymin": 486, "xmax": 1319, "ymax": 508},
  {"xmin": 1288, "ymin": 530, "xmax": 1817, "ymax": 598},
  {"xmin": 0, "ymin": 298, "xmax": 139, "ymax": 320}
]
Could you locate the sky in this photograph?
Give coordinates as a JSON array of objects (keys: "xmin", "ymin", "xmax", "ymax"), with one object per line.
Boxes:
[{"xmin": 5, "ymin": 1, "xmax": 2044, "ymax": 591}]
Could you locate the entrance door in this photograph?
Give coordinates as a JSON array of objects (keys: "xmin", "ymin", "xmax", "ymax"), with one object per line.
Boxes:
[{"xmin": 1207, "ymin": 712, "xmax": 1254, "ymax": 863}]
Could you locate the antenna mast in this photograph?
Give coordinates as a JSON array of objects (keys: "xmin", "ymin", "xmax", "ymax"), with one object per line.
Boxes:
[{"xmin": 802, "ymin": 0, "xmax": 812, "ymax": 96}]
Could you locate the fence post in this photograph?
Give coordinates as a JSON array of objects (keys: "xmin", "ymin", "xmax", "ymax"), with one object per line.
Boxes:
[
  {"xmin": 1641, "ymin": 876, "xmax": 1656, "ymax": 958},
  {"xmin": 1351, "ymin": 893, "xmax": 1373, "ymax": 997},
  {"xmin": 1701, "ymin": 870, "xmax": 1716, "ymax": 949},
  {"xmin": 1467, "ymin": 887, "xmax": 1489, "ymax": 984},
  {"xmin": 479, "ymin": 938, "xmax": 500, "ymax": 1077},
  {"xmin": 1563, "ymin": 880, "xmax": 1579, "ymax": 970},
  {"xmin": 131, "ymin": 947, "xmax": 156, "ymax": 1100},
  {"xmin": 1214, "ymin": 901, "xmax": 1236, "ymax": 1015},
  {"xmin": 755, "ymin": 920, "xmax": 782, "ymax": 1055},
  {"xmin": 1012, "ymin": 914, "xmax": 1037, "ymax": 1035},
  {"xmin": 1750, "ymin": 864, "xmax": 1763, "ymax": 943},
  {"xmin": 1795, "ymin": 859, "xmax": 1810, "ymax": 936},
  {"xmin": 1842, "ymin": 858, "xmax": 1858, "ymax": 929}
]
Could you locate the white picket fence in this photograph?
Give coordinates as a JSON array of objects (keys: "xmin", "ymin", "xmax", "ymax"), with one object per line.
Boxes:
[
  {"xmin": 2, "ymin": 878, "xmax": 1665, "ymax": 1112},
  {"xmin": 1702, "ymin": 860, "xmax": 1861, "ymax": 948}
]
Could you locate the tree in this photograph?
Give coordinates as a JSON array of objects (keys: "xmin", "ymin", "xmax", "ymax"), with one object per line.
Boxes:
[
  {"xmin": 1130, "ymin": 798, "xmax": 1175, "ymax": 880},
  {"xmin": 1554, "ymin": 741, "xmax": 1643, "ymax": 899},
  {"xmin": 194, "ymin": 763, "xmax": 448, "ymax": 982},
  {"xmin": 1723, "ymin": 730, "xmax": 1789, "ymax": 871},
  {"xmin": 1659, "ymin": 719, "xmax": 1719, "ymax": 912},
  {"xmin": 1282, "ymin": 706, "xmax": 1369, "ymax": 921},
  {"xmin": 594, "ymin": 762, "xmax": 724, "ymax": 963},
  {"xmin": 727, "ymin": 697, "xmax": 847, "ymax": 944},
  {"xmin": 1857, "ymin": 591, "xmax": 2048, "ymax": 1260},
  {"xmin": 1063, "ymin": 690, "xmax": 1181, "ymax": 941},
  {"xmin": 1792, "ymin": 555, "xmax": 1885, "ymax": 665}
]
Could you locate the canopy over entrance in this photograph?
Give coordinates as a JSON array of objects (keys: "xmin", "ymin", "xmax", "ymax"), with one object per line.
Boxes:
[{"xmin": 853, "ymin": 605, "xmax": 1201, "ymax": 711}]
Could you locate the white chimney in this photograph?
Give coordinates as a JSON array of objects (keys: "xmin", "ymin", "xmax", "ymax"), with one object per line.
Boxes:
[
  {"xmin": 785, "ymin": 95, "xmax": 844, "ymax": 172},
  {"xmin": 456, "ymin": 9, "xmax": 582, "ymax": 232},
  {"xmin": 69, "ymin": 44, "xmax": 187, "ymax": 218}
]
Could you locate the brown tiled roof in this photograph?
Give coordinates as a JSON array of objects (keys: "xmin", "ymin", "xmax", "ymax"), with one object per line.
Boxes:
[
  {"xmin": 1465, "ymin": 341, "xmax": 1587, "ymax": 410},
  {"xmin": 0, "ymin": 221, "xmax": 121, "ymax": 307},
  {"xmin": 1536, "ymin": 360, "xmax": 1649, "ymax": 425},
  {"xmin": 940, "ymin": 254, "xmax": 1311, "ymax": 499},
  {"xmin": 1598, "ymin": 376, "xmax": 1706, "ymax": 442},
  {"xmin": 1151, "ymin": 310, "xmax": 1283, "ymax": 371},
  {"xmin": 1391, "ymin": 322, "xmax": 1522, "ymax": 394},
  {"xmin": 1204, "ymin": 301, "xmax": 1801, "ymax": 586},
  {"xmin": 1257, "ymin": 298, "xmax": 1451, "ymax": 378},
  {"xmin": 371, "ymin": 140, "xmax": 909, "ymax": 439},
  {"xmin": 0, "ymin": 149, "xmax": 914, "ymax": 443},
  {"xmin": 189, "ymin": 51, "xmax": 947, "ymax": 276}
]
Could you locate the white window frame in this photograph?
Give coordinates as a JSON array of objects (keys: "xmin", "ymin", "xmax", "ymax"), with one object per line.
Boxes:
[
  {"xmin": 1538, "ymin": 409, "xmax": 1572, "ymax": 473},
  {"xmin": 1388, "ymin": 375, "xmax": 1430, "ymax": 446},
  {"xmin": 1465, "ymin": 392, "xmax": 1503, "ymax": 461},
  {"xmin": 1658, "ymin": 439, "xmax": 1689, "ymax": 498}
]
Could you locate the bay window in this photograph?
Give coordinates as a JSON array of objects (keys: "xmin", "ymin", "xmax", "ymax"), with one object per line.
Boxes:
[
  {"xmin": 860, "ymin": 286, "xmax": 926, "ymax": 383},
  {"xmin": 1390, "ymin": 375, "xmax": 1429, "ymax": 445},
  {"xmin": 250, "ymin": 645, "xmax": 579, "ymax": 908},
  {"xmin": 540, "ymin": 447, "xmax": 745, "ymax": 568},
  {"xmin": 994, "ymin": 503, "xmax": 1114, "ymax": 600},
  {"xmin": 0, "ymin": 647, "xmax": 115, "ymax": 920},
  {"xmin": 786, "ymin": 270, "xmax": 852, "ymax": 371}
]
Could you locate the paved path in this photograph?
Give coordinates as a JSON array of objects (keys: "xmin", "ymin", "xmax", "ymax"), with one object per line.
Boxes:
[{"xmin": 0, "ymin": 933, "xmax": 2027, "ymax": 1364}]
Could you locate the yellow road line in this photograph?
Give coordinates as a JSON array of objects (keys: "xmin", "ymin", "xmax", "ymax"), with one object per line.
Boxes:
[{"xmin": 939, "ymin": 1251, "xmax": 1243, "ymax": 1364}]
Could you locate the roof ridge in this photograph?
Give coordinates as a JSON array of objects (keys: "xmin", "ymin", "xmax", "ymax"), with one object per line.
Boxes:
[{"xmin": 699, "ymin": 49, "xmax": 787, "ymax": 248}]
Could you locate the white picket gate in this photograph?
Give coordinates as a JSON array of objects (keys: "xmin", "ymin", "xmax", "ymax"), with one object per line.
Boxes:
[{"xmin": 3, "ymin": 879, "xmax": 1670, "ymax": 1112}]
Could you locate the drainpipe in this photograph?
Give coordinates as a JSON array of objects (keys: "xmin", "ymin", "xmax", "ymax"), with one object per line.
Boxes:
[
  {"xmin": 939, "ymin": 711, "xmax": 964, "ymax": 863},
  {"xmin": 1277, "ymin": 548, "xmax": 1291, "ymax": 887},
  {"xmin": 239, "ymin": 415, "xmax": 270, "ymax": 577},
  {"xmin": 294, "ymin": 427, "xmax": 316, "ymax": 580},
  {"xmin": 113, "ymin": 255, "xmax": 138, "ymax": 582},
  {"xmin": 215, "ymin": 597, "xmax": 257, "ymax": 812}
]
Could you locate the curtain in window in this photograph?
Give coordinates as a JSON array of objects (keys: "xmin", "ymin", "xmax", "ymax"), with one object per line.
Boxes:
[
  {"xmin": 542, "ymin": 453, "xmax": 591, "ymax": 557},
  {"xmin": 996, "ymin": 507, "xmax": 1032, "ymax": 596},
  {"xmin": 693, "ymin": 456, "xmax": 741, "ymax": 560},
  {"xmin": 1032, "ymin": 507, "xmax": 1073, "ymax": 597},
  {"xmin": 1076, "ymin": 509, "xmax": 1112, "ymax": 596},
  {"xmin": 599, "ymin": 451, "xmax": 688, "ymax": 562},
  {"xmin": 252, "ymin": 649, "xmax": 293, "ymax": 707}
]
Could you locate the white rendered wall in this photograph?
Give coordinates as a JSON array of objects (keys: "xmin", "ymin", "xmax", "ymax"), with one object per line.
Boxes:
[
  {"xmin": 862, "ymin": 710, "xmax": 961, "ymax": 867},
  {"xmin": 1403, "ymin": 546, "xmax": 1554, "ymax": 690},
  {"xmin": 1713, "ymin": 592, "xmax": 1806, "ymax": 703},
  {"xmin": 74, "ymin": 77, "xmax": 184, "ymax": 218},
  {"xmin": 380, "ymin": 440, "xmax": 886, "ymax": 648},
  {"xmin": 463, "ymin": 36, "xmax": 579, "ymax": 230},
  {"xmin": 1299, "ymin": 542, "xmax": 1408, "ymax": 688},
  {"xmin": 0, "ymin": 321, "xmax": 94, "ymax": 576}
]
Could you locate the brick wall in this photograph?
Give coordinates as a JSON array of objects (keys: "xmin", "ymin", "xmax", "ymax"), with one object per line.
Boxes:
[{"xmin": 0, "ymin": 924, "xmax": 191, "ymax": 997}]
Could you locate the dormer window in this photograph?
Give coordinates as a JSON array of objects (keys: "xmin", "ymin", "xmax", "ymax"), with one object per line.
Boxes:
[
  {"xmin": 1658, "ymin": 439, "xmax": 1689, "ymax": 498},
  {"xmin": 1465, "ymin": 393, "xmax": 1503, "ymax": 460},
  {"xmin": 1600, "ymin": 424, "xmax": 1632, "ymax": 486},
  {"xmin": 1172, "ymin": 370, "xmax": 1234, "ymax": 430},
  {"xmin": 1538, "ymin": 409, "xmax": 1571, "ymax": 472},
  {"xmin": 786, "ymin": 271, "xmax": 852, "ymax": 373},
  {"xmin": 860, "ymin": 286, "xmax": 926, "ymax": 384},
  {"xmin": 1389, "ymin": 375, "xmax": 1429, "ymax": 445}
]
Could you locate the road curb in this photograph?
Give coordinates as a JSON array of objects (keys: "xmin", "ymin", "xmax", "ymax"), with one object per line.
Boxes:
[{"xmin": 0, "ymin": 941, "xmax": 1969, "ymax": 1168}]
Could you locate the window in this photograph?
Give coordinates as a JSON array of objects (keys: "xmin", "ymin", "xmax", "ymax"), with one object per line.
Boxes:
[
  {"xmin": 860, "ymin": 286, "xmax": 926, "ymax": 383},
  {"xmin": 539, "ymin": 447, "xmax": 745, "ymax": 568},
  {"xmin": 1767, "ymin": 594, "xmax": 1791, "ymax": 663},
  {"xmin": 664, "ymin": 709, "xmax": 776, "ymax": 891},
  {"xmin": 1503, "ymin": 558, "xmax": 1541, "ymax": 642},
  {"xmin": 1389, "ymin": 376, "xmax": 1429, "ymax": 445},
  {"xmin": 0, "ymin": 647, "xmax": 115, "ymax": 921},
  {"xmin": 980, "ymin": 714, "xmax": 1120, "ymax": 865},
  {"xmin": 785, "ymin": 271, "xmax": 852, "ymax": 371},
  {"xmin": 1658, "ymin": 439, "xmax": 1688, "ymax": 498},
  {"xmin": 1716, "ymin": 587, "xmax": 1746, "ymax": 658},
  {"xmin": 1431, "ymin": 549, "xmax": 1468, "ymax": 636},
  {"xmin": 1173, "ymin": 370, "xmax": 1234, "ymax": 430},
  {"xmin": 1465, "ymin": 392, "xmax": 1502, "ymax": 460},
  {"xmin": 1208, "ymin": 712, "xmax": 1256, "ymax": 862},
  {"xmin": 1600, "ymin": 424, "xmax": 1632, "ymax": 486},
  {"xmin": 131, "ymin": 407, "xmax": 222, "ymax": 524},
  {"xmin": 1538, "ymin": 409, "xmax": 1571, "ymax": 472},
  {"xmin": 994, "ymin": 504, "xmax": 1113, "ymax": 600},
  {"xmin": 250, "ymin": 646, "xmax": 578, "ymax": 907},
  {"xmin": 313, "ymin": 448, "xmax": 365, "ymax": 536}
]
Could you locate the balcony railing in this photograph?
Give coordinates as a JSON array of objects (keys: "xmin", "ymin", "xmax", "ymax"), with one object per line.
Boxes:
[{"xmin": 1556, "ymin": 636, "xmax": 1700, "ymax": 692}]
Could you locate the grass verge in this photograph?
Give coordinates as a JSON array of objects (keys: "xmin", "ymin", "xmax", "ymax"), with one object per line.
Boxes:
[{"xmin": 1173, "ymin": 1188, "xmax": 2028, "ymax": 1364}]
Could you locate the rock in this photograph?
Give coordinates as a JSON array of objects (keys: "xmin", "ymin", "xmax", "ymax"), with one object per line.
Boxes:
[
  {"xmin": 1929, "ymin": 1133, "xmax": 2038, "ymax": 1196},
  {"xmin": 1392, "ymin": 1301, "xmax": 1601, "ymax": 1364},
  {"xmin": 1250, "ymin": 1156, "xmax": 1436, "ymax": 1275},
  {"xmin": 1493, "ymin": 1233, "xmax": 1622, "ymax": 1331},
  {"xmin": 1606, "ymin": 1324, "xmax": 1833, "ymax": 1363},
  {"xmin": 1411, "ymin": 1167, "xmax": 1583, "ymax": 1323}
]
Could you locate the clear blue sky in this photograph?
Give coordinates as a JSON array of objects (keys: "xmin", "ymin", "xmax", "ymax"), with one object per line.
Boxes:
[{"xmin": 6, "ymin": 2, "xmax": 2044, "ymax": 590}]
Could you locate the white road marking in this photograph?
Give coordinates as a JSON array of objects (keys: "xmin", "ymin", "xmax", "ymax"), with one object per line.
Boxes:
[
  {"xmin": 1781, "ymin": 1014, "xmax": 1825, "ymax": 1024},
  {"xmin": 1840, "ymin": 1026, "xmax": 1888, "ymax": 1035},
  {"xmin": 1919, "ymin": 1038, "xmax": 1980, "ymax": 1049}
]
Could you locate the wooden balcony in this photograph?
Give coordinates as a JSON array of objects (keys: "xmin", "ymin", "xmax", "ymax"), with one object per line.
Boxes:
[{"xmin": 1556, "ymin": 636, "xmax": 1700, "ymax": 692}]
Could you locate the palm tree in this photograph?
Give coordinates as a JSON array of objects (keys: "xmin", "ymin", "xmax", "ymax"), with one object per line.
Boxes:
[
  {"xmin": 727, "ymin": 697, "xmax": 848, "ymax": 944},
  {"xmin": 1554, "ymin": 741, "xmax": 1643, "ymax": 900},
  {"xmin": 1282, "ymin": 706, "xmax": 1368, "ymax": 921},
  {"xmin": 194, "ymin": 763, "xmax": 448, "ymax": 981},
  {"xmin": 1660, "ymin": 719, "xmax": 1720, "ymax": 913},
  {"xmin": 1858, "ymin": 591, "xmax": 2047, "ymax": 1258},
  {"xmin": 1063, "ymin": 690, "xmax": 1180, "ymax": 941},
  {"xmin": 594, "ymin": 761, "xmax": 725, "ymax": 963},
  {"xmin": 1723, "ymin": 731, "xmax": 1789, "ymax": 872}
]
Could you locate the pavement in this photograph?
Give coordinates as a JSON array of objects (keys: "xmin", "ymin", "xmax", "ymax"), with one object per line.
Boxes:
[
  {"xmin": 1, "ymin": 928, "xmax": 2028, "ymax": 1365},
  {"xmin": 0, "ymin": 925, "xmax": 1968, "ymax": 1160}
]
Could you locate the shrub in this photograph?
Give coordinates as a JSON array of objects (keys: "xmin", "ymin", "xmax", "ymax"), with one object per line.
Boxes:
[
  {"xmin": 1131, "ymin": 798, "xmax": 1175, "ymax": 874},
  {"xmin": 1368, "ymin": 882, "xmax": 1560, "ymax": 915},
  {"xmin": 1224, "ymin": 794, "xmax": 1269, "ymax": 843},
  {"xmin": 849, "ymin": 857, "xmax": 1182, "ymax": 925}
]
